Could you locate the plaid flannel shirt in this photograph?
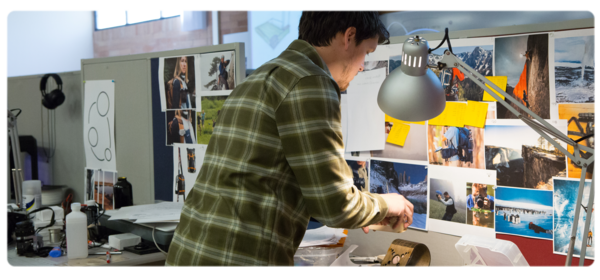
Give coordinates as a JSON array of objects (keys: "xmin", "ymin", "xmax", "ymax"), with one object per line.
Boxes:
[{"xmin": 166, "ymin": 40, "xmax": 388, "ymax": 266}]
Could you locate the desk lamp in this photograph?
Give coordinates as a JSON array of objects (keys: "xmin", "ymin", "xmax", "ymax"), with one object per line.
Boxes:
[{"xmin": 377, "ymin": 28, "xmax": 595, "ymax": 266}]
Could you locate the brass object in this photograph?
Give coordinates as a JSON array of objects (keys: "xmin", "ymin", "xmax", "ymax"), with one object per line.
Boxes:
[{"xmin": 380, "ymin": 239, "xmax": 431, "ymax": 266}]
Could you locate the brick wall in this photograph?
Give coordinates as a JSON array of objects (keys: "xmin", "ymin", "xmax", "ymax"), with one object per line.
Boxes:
[{"xmin": 93, "ymin": 12, "xmax": 248, "ymax": 58}]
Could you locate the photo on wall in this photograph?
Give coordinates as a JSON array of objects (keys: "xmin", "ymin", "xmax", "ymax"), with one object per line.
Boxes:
[
  {"xmin": 466, "ymin": 182, "xmax": 495, "ymax": 229},
  {"xmin": 159, "ymin": 55, "xmax": 197, "ymax": 111},
  {"xmin": 495, "ymin": 186, "xmax": 554, "ymax": 240},
  {"xmin": 558, "ymin": 103, "xmax": 594, "ymax": 179},
  {"xmin": 200, "ymin": 51, "xmax": 236, "ymax": 92},
  {"xmin": 370, "ymin": 159, "xmax": 428, "ymax": 230},
  {"xmin": 429, "ymin": 44, "xmax": 494, "ymax": 101},
  {"xmin": 346, "ymin": 159, "xmax": 369, "ymax": 193},
  {"xmin": 495, "ymin": 34, "xmax": 551, "ymax": 119},
  {"xmin": 554, "ymin": 35, "xmax": 594, "ymax": 103},
  {"xmin": 485, "ymin": 120, "xmax": 567, "ymax": 190},
  {"xmin": 197, "ymin": 95, "xmax": 228, "ymax": 145},
  {"xmin": 370, "ymin": 121, "xmax": 427, "ymax": 162},
  {"xmin": 427, "ymin": 125, "xmax": 485, "ymax": 169},
  {"xmin": 166, "ymin": 110, "xmax": 196, "ymax": 146},
  {"xmin": 87, "ymin": 169, "xmax": 117, "ymax": 211},
  {"xmin": 429, "ymin": 178, "xmax": 467, "ymax": 224},
  {"xmin": 553, "ymin": 177, "xmax": 594, "ymax": 259},
  {"xmin": 172, "ymin": 144, "xmax": 207, "ymax": 203}
]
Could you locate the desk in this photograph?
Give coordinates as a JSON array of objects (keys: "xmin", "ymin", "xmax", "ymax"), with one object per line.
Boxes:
[{"xmin": 7, "ymin": 244, "xmax": 166, "ymax": 266}]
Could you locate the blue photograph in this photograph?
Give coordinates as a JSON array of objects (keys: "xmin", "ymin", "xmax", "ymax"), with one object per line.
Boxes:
[
  {"xmin": 495, "ymin": 187, "xmax": 554, "ymax": 240},
  {"xmin": 555, "ymin": 35, "xmax": 594, "ymax": 103},
  {"xmin": 553, "ymin": 178, "xmax": 594, "ymax": 259},
  {"xmin": 370, "ymin": 160, "xmax": 428, "ymax": 230}
]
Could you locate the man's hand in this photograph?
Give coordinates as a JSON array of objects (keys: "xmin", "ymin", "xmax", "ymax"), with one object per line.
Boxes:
[{"xmin": 362, "ymin": 193, "xmax": 414, "ymax": 234}]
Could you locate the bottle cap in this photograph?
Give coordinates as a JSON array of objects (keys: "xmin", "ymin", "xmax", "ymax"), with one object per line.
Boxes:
[{"xmin": 71, "ymin": 202, "xmax": 81, "ymax": 211}]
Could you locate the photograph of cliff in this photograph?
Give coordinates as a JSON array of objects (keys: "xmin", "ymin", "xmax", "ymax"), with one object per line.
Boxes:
[
  {"xmin": 389, "ymin": 54, "xmax": 402, "ymax": 73},
  {"xmin": 558, "ymin": 103, "xmax": 594, "ymax": 179},
  {"xmin": 200, "ymin": 51, "xmax": 236, "ymax": 92},
  {"xmin": 370, "ymin": 159, "xmax": 428, "ymax": 230},
  {"xmin": 495, "ymin": 34, "xmax": 550, "ymax": 119},
  {"xmin": 429, "ymin": 45, "xmax": 493, "ymax": 101},
  {"xmin": 485, "ymin": 123, "xmax": 567, "ymax": 190},
  {"xmin": 495, "ymin": 186, "xmax": 554, "ymax": 240},
  {"xmin": 555, "ymin": 35, "xmax": 594, "ymax": 103},
  {"xmin": 429, "ymin": 178, "xmax": 467, "ymax": 224},
  {"xmin": 346, "ymin": 159, "xmax": 369, "ymax": 193}
]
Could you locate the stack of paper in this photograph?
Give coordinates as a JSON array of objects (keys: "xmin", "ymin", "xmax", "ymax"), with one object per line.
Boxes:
[
  {"xmin": 107, "ymin": 202, "xmax": 183, "ymax": 224},
  {"xmin": 299, "ymin": 226, "xmax": 347, "ymax": 248}
]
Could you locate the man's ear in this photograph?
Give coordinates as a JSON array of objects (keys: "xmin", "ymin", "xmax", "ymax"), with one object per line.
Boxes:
[{"xmin": 343, "ymin": 27, "xmax": 357, "ymax": 50}]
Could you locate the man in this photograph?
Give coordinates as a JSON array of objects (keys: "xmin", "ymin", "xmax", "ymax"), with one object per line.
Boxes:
[
  {"xmin": 218, "ymin": 55, "xmax": 231, "ymax": 90},
  {"xmin": 440, "ymin": 126, "xmax": 460, "ymax": 167},
  {"xmin": 467, "ymin": 183, "xmax": 495, "ymax": 213},
  {"xmin": 437, "ymin": 191, "xmax": 457, "ymax": 221},
  {"xmin": 166, "ymin": 12, "xmax": 414, "ymax": 266}
]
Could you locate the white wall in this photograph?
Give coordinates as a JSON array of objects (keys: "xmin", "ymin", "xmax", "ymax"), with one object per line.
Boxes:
[{"xmin": 8, "ymin": 11, "xmax": 94, "ymax": 77}]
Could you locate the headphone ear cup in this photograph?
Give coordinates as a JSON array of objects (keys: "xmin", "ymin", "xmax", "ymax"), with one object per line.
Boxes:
[{"xmin": 42, "ymin": 89, "xmax": 66, "ymax": 109}]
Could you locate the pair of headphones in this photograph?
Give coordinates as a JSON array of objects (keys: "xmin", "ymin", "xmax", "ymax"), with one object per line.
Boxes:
[{"xmin": 40, "ymin": 73, "xmax": 65, "ymax": 109}]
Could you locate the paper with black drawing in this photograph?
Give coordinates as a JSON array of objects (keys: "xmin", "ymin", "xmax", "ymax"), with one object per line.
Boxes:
[{"xmin": 83, "ymin": 80, "xmax": 116, "ymax": 171}]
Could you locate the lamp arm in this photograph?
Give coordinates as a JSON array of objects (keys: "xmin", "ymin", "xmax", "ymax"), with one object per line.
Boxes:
[{"xmin": 439, "ymin": 53, "xmax": 595, "ymax": 267}]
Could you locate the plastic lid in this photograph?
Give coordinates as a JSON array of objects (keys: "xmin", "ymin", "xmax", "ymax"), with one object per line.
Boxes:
[
  {"xmin": 455, "ymin": 235, "xmax": 529, "ymax": 266},
  {"xmin": 71, "ymin": 202, "xmax": 81, "ymax": 211},
  {"xmin": 22, "ymin": 180, "xmax": 42, "ymax": 190}
]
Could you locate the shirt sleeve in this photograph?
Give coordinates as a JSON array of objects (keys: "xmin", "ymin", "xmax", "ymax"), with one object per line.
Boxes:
[
  {"xmin": 439, "ymin": 198, "xmax": 453, "ymax": 206},
  {"xmin": 275, "ymin": 75, "xmax": 388, "ymax": 229}
]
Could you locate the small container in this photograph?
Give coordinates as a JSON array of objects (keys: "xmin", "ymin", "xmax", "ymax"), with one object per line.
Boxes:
[
  {"xmin": 22, "ymin": 180, "xmax": 42, "ymax": 212},
  {"xmin": 49, "ymin": 247, "xmax": 62, "ymax": 258},
  {"xmin": 114, "ymin": 177, "xmax": 133, "ymax": 209},
  {"xmin": 66, "ymin": 203, "xmax": 88, "ymax": 259}
]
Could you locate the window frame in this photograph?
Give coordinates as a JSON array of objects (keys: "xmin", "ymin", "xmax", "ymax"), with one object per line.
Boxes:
[{"xmin": 94, "ymin": 11, "xmax": 181, "ymax": 31}]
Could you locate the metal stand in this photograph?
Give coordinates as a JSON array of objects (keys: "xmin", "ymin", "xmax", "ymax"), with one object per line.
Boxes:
[
  {"xmin": 438, "ymin": 51, "xmax": 594, "ymax": 266},
  {"xmin": 8, "ymin": 110, "xmax": 24, "ymax": 208}
]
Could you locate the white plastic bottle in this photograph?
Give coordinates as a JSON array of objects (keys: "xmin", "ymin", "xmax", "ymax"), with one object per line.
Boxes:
[
  {"xmin": 66, "ymin": 203, "xmax": 88, "ymax": 259},
  {"xmin": 22, "ymin": 180, "xmax": 42, "ymax": 212}
]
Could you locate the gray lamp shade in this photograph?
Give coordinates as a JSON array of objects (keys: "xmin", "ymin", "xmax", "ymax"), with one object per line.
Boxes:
[{"xmin": 377, "ymin": 35, "xmax": 446, "ymax": 122}]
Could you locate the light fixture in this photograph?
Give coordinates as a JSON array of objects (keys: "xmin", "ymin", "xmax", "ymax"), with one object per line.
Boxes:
[
  {"xmin": 377, "ymin": 28, "xmax": 594, "ymax": 266},
  {"xmin": 377, "ymin": 35, "xmax": 445, "ymax": 122}
]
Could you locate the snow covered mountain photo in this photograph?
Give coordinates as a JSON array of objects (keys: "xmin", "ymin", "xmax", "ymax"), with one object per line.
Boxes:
[
  {"xmin": 429, "ymin": 45, "xmax": 493, "ymax": 101},
  {"xmin": 370, "ymin": 160, "xmax": 428, "ymax": 230}
]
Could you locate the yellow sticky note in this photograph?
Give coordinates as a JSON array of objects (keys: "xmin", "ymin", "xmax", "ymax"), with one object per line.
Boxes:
[
  {"xmin": 428, "ymin": 102, "xmax": 466, "ymax": 127},
  {"xmin": 386, "ymin": 123, "xmax": 411, "ymax": 146},
  {"xmin": 464, "ymin": 101, "xmax": 489, "ymax": 128},
  {"xmin": 483, "ymin": 76, "xmax": 507, "ymax": 101},
  {"xmin": 385, "ymin": 114, "xmax": 425, "ymax": 125}
]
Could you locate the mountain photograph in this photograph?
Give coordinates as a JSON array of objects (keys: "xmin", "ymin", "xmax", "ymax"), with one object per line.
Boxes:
[
  {"xmin": 429, "ymin": 45, "xmax": 493, "ymax": 101},
  {"xmin": 370, "ymin": 159, "xmax": 428, "ymax": 230}
]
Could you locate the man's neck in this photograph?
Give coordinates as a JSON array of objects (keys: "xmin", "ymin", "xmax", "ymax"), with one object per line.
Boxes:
[{"xmin": 313, "ymin": 45, "xmax": 342, "ymax": 82}]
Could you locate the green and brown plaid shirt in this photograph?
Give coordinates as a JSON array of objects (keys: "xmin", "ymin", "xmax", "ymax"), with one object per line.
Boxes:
[{"xmin": 166, "ymin": 39, "xmax": 388, "ymax": 266}]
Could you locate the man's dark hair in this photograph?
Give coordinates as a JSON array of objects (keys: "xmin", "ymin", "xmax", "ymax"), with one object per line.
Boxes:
[
  {"xmin": 298, "ymin": 12, "xmax": 390, "ymax": 47},
  {"xmin": 443, "ymin": 192, "xmax": 449, "ymax": 196}
]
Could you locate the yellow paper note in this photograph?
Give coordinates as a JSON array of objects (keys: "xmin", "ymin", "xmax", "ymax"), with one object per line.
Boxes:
[
  {"xmin": 483, "ymin": 76, "xmax": 507, "ymax": 101},
  {"xmin": 384, "ymin": 114, "xmax": 425, "ymax": 125},
  {"xmin": 428, "ymin": 102, "xmax": 466, "ymax": 127},
  {"xmin": 464, "ymin": 101, "xmax": 489, "ymax": 128},
  {"xmin": 386, "ymin": 123, "xmax": 411, "ymax": 146}
]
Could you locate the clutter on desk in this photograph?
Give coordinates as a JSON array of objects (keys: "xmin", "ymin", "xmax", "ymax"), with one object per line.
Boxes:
[
  {"xmin": 380, "ymin": 239, "xmax": 431, "ymax": 266},
  {"xmin": 455, "ymin": 235, "xmax": 528, "ymax": 266},
  {"xmin": 113, "ymin": 177, "xmax": 133, "ymax": 209},
  {"xmin": 299, "ymin": 226, "xmax": 347, "ymax": 248},
  {"xmin": 107, "ymin": 202, "xmax": 183, "ymax": 224}
]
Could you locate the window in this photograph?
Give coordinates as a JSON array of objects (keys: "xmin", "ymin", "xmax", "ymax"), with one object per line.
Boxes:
[{"xmin": 95, "ymin": 11, "xmax": 182, "ymax": 30}]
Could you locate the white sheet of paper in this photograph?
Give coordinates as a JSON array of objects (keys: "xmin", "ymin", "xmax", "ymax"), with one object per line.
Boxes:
[
  {"xmin": 83, "ymin": 80, "xmax": 117, "ymax": 171},
  {"xmin": 172, "ymin": 144, "xmax": 207, "ymax": 202},
  {"xmin": 427, "ymin": 165, "xmax": 497, "ymax": 238},
  {"xmin": 345, "ymin": 68, "xmax": 386, "ymax": 151},
  {"xmin": 299, "ymin": 226, "xmax": 347, "ymax": 248}
]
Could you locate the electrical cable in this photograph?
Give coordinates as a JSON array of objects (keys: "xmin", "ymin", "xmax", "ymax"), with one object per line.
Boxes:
[
  {"xmin": 152, "ymin": 227, "xmax": 168, "ymax": 255},
  {"xmin": 10, "ymin": 108, "xmax": 22, "ymax": 118},
  {"xmin": 428, "ymin": 28, "xmax": 453, "ymax": 54},
  {"xmin": 575, "ymin": 134, "xmax": 594, "ymax": 143}
]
